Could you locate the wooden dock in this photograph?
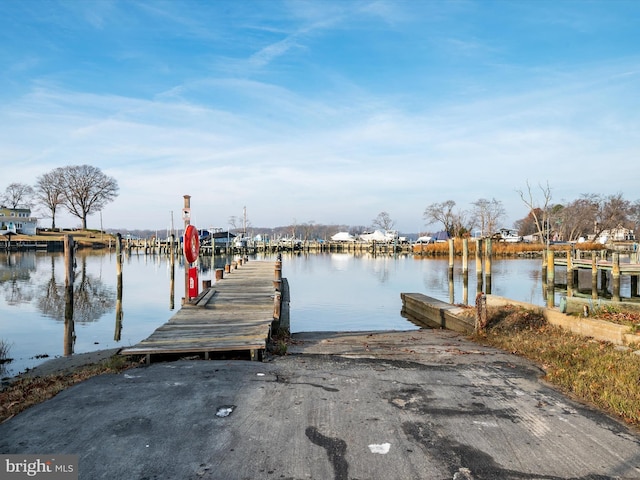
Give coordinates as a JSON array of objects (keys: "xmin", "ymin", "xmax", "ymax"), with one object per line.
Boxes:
[{"xmin": 120, "ymin": 260, "xmax": 283, "ymax": 362}]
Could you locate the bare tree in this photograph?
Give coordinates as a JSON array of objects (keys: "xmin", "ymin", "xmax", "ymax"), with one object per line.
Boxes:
[
  {"xmin": 598, "ymin": 193, "xmax": 631, "ymax": 233},
  {"xmin": 557, "ymin": 195, "xmax": 599, "ymax": 242},
  {"xmin": 451, "ymin": 209, "xmax": 473, "ymax": 238},
  {"xmin": 372, "ymin": 211, "xmax": 395, "ymax": 231},
  {"xmin": 301, "ymin": 221, "xmax": 316, "ymax": 241},
  {"xmin": 60, "ymin": 165, "xmax": 119, "ymax": 230},
  {"xmin": 34, "ymin": 168, "xmax": 65, "ymax": 229},
  {"xmin": 423, "ymin": 200, "xmax": 457, "ymax": 235},
  {"xmin": 2, "ymin": 182, "xmax": 34, "ymax": 209},
  {"xmin": 471, "ymin": 198, "xmax": 505, "ymax": 237},
  {"xmin": 630, "ymin": 199, "xmax": 640, "ymax": 234},
  {"xmin": 517, "ymin": 181, "xmax": 552, "ymax": 244}
]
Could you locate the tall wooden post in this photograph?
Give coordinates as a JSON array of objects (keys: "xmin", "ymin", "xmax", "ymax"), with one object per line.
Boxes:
[
  {"xmin": 168, "ymin": 234, "xmax": 175, "ymax": 310},
  {"xmin": 612, "ymin": 252, "xmax": 621, "ymax": 302},
  {"xmin": 448, "ymin": 239, "xmax": 455, "ymax": 303},
  {"xmin": 64, "ymin": 235, "xmax": 75, "ymax": 356},
  {"xmin": 475, "ymin": 238, "xmax": 483, "ymax": 293},
  {"xmin": 448, "ymin": 239, "xmax": 454, "ymax": 279},
  {"xmin": 566, "ymin": 250, "xmax": 574, "ymax": 297},
  {"xmin": 547, "ymin": 249, "xmax": 555, "ymax": 308},
  {"xmin": 591, "ymin": 255, "xmax": 598, "ymax": 299},
  {"xmin": 462, "ymin": 238, "xmax": 469, "ymax": 305},
  {"xmin": 484, "ymin": 238, "xmax": 492, "ymax": 295},
  {"xmin": 115, "ymin": 233, "xmax": 123, "ymax": 341}
]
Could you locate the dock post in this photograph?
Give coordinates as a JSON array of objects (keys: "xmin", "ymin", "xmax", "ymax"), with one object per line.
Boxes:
[
  {"xmin": 612, "ymin": 252, "xmax": 621, "ymax": 302},
  {"xmin": 274, "ymin": 257, "xmax": 282, "ymax": 290},
  {"xmin": 462, "ymin": 238, "xmax": 469, "ymax": 305},
  {"xmin": 448, "ymin": 239, "xmax": 454, "ymax": 279},
  {"xmin": 64, "ymin": 235, "xmax": 75, "ymax": 356},
  {"xmin": 115, "ymin": 233, "xmax": 123, "ymax": 341},
  {"xmin": 484, "ymin": 238, "xmax": 492, "ymax": 295},
  {"xmin": 566, "ymin": 250, "xmax": 574, "ymax": 296},
  {"xmin": 273, "ymin": 290, "xmax": 282, "ymax": 319},
  {"xmin": 546, "ymin": 249, "xmax": 555, "ymax": 308},
  {"xmin": 475, "ymin": 238, "xmax": 483, "ymax": 293},
  {"xmin": 591, "ymin": 255, "xmax": 598, "ymax": 299}
]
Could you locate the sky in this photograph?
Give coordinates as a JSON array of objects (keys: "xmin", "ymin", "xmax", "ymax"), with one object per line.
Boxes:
[{"xmin": 1, "ymin": 0, "xmax": 639, "ymax": 234}]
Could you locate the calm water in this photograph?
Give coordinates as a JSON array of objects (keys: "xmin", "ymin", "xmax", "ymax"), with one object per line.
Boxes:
[{"xmin": 0, "ymin": 250, "xmax": 561, "ymax": 377}]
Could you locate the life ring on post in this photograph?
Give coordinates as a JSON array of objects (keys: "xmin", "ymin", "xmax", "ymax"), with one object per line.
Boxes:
[{"xmin": 183, "ymin": 224, "xmax": 200, "ymax": 264}]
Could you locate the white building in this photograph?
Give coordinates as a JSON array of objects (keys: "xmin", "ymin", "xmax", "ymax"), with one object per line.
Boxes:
[{"xmin": 0, "ymin": 206, "xmax": 38, "ymax": 235}]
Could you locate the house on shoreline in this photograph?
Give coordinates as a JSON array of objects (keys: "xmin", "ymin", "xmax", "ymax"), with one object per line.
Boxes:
[{"xmin": 0, "ymin": 206, "xmax": 38, "ymax": 236}]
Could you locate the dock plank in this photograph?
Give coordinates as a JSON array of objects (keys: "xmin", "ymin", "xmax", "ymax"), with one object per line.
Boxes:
[{"xmin": 120, "ymin": 260, "xmax": 279, "ymax": 360}]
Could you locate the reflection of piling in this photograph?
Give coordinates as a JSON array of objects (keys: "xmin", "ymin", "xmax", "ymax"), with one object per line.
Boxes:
[
  {"xmin": 64, "ymin": 235, "xmax": 75, "ymax": 356},
  {"xmin": 115, "ymin": 233, "xmax": 123, "ymax": 341}
]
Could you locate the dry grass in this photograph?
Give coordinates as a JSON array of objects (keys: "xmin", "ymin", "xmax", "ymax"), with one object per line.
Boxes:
[
  {"xmin": 0, "ymin": 355, "xmax": 141, "ymax": 423},
  {"xmin": 473, "ymin": 305, "xmax": 640, "ymax": 427},
  {"xmin": 414, "ymin": 240, "xmax": 604, "ymax": 256},
  {"xmin": 2, "ymin": 229, "xmax": 116, "ymax": 249}
]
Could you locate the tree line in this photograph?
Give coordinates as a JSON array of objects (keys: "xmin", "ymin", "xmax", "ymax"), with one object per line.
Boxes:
[
  {"xmin": 423, "ymin": 182, "xmax": 640, "ymax": 242},
  {"xmin": 1, "ymin": 165, "xmax": 119, "ymax": 230}
]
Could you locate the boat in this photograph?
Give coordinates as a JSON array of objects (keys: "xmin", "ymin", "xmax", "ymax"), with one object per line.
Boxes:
[
  {"xmin": 331, "ymin": 232, "xmax": 355, "ymax": 242},
  {"xmin": 359, "ymin": 230, "xmax": 398, "ymax": 243},
  {"xmin": 495, "ymin": 228, "xmax": 522, "ymax": 243}
]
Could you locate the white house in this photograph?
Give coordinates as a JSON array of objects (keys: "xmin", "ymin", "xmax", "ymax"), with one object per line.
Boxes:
[
  {"xmin": 0, "ymin": 206, "xmax": 38, "ymax": 235},
  {"xmin": 596, "ymin": 225, "xmax": 635, "ymax": 244}
]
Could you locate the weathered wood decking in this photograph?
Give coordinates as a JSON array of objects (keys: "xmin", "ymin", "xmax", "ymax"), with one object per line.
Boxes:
[{"xmin": 120, "ymin": 260, "xmax": 280, "ymax": 362}]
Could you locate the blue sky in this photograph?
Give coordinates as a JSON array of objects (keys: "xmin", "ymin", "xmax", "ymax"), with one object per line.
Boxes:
[{"xmin": 1, "ymin": 0, "xmax": 639, "ymax": 233}]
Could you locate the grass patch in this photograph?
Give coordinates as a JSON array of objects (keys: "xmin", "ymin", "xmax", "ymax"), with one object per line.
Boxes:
[
  {"xmin": 414, "ymin": 239, "xmax": 603, "ymax": 256},
  {"xmin": 268, "ymin": 329, "xmax": 290, "ymax": 356},
  {"xmin": 473, "ymin": 305, "xmax": 640, "ymax": 427},
  {"xmin": 0, "ymin": 355, "xmax": 141, "ymax": 423}
]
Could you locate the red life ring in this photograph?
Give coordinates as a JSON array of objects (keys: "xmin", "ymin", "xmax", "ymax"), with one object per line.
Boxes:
[{"xmin": 183, "ymin": 224, "xmax": 200, "ymax": 263}]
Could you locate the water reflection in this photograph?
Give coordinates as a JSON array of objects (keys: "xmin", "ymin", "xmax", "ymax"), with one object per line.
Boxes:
[
  {"xmin": 0, "ymin": 252, "xmax": 37, "ymax": 306},
  {"xmin": 6, "ymin": 250, "xmax": 631, "ymax": 378}
]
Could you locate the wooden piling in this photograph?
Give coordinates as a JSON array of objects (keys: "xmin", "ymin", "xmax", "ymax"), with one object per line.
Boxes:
[
  {"xmin": 215, "ymin": 268, "xmax": 224, "ymax": 281},
  {"xmin": 546, "ymin": 249, "xmax": 555, "ymax": 308},
  {"xmin": 484, "ymin": 238, "xmax": 492, "ymax": 295},
  {"xmin": 612, "ymin": 252, "xmax": 621, "ymax": 302},
  {"xmin": 448, "ymin": 239, "xmax": 454, "ymax": 280},
  {"xmin": 566, "ymin": 250, "xmax": 574, "ymax": 296},
  {"xmin": 115, "ymin": 233, "xmax": 123, "ymax": 341},
  {"xmin": 64, "ymin": 235, "xmax": 75, "ymax": 356},
  {"xmin": 475, "ymin": 238, "xmax": 483, "ymax": 293},
  {"xmin": 591, "ymin": 255, "xmax": 598, "ymax": 299}
]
